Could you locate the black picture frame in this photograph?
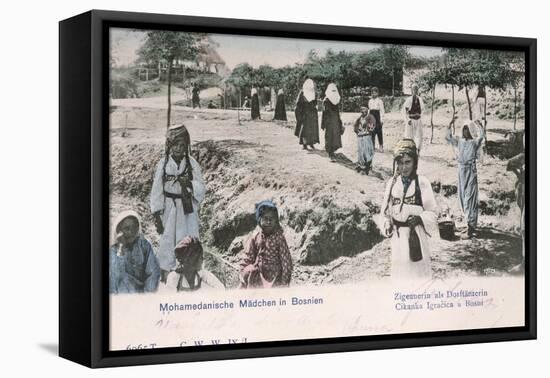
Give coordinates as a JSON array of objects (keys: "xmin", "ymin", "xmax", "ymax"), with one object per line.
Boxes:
[{"xmin": 59, "ymin": 9, "xmax": 537, "ymax": 368}]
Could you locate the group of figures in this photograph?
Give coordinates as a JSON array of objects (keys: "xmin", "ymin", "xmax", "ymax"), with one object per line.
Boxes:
[
  {"xmin": 242, "ymin": 88, "xmax": 288, "ymax": 122},
  {"xmin": 294, "ymin": 80, "xmax": 349, "ymax": 163},
  {"xmin": 292, "ymin": 79, "xmax": 424, "ymax": 176},
  {"xmin": 110, "ymin": 80, "xmax": 525, "ymax": 294},
  {"xmin": 110, "ymin": 124, "xmax": 293, "ymax": 294}
]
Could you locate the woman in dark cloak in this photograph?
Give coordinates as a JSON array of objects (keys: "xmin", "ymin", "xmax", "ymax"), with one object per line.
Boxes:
[
  {"xmin": 294, "ymin": 78, "xmax": 319, "ymax": 150},
  {"xmin": 321, "ymin": 83, "xmax": 343, "ymax": 161},
  {"xmin": 191, "ymin": 83, "xmax": 201, "ymax": 109},
  {"xmin": 273, "ymin": 89, "xmax": 287, "ymax": 121},
  {"xmin": 251, "ymin": 88, "xmax": 261, "ymax": 120}
]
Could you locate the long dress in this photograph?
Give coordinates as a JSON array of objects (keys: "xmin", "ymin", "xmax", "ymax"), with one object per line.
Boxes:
[
  {"xmin": 150, "ymin": 155, "xmax": 206, "ymax": 271},
  {"xmin": 239, "ymin": 228, "xmax": 293, "ymax": 288},
  {"xmin": 321, "ymin": 98, "xmax": 343, "ymax": 154},
  {"xmin": 474, "ymin": 86, "xmax": 486, "ymax": 121},
  {"xmin": 354, "ymin": 115, "xmax": 375, "ymax": 169},
  {"xmin": 446, "ymin": 127, "xmax": 485, "ymax": 228},
  {"xmin": 294, "ymin": 92, "xmax": 320, "ymax": 146},
  {"xmin": 192, "ymin": 87, "xmax": 200, "ymax": 108},
  {"xmin": 378, "ymin": 175, "xmax": 440, "ymax": 280},
  {"xmin": 109, "ymin": 235, "xmax": 161, "ymax": 294},
  {"xmin": 273, "ymin": 93, "xmax": 287, "ymax": 121},
  {"xmin": 251, "ymin": 93, "xmax": 261, "ymax": 120},
  {"xmin": 402, "ymin": 95, "xmax": 424, "ymax": 152}
]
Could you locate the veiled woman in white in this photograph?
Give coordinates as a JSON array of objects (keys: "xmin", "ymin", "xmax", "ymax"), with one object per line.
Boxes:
[
  {"xmin": 150, "ymin": 124, "xmax": 206, "ymax": 278},
  {"xmin": 378, "ymin": 139, "xmax": 440, "ymax": 280}
]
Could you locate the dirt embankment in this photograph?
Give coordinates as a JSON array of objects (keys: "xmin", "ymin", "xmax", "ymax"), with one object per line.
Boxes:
[
  {"xmin": 110, "ymin": 138, "xmax": 386, "ymax": 287},
  {"xmin": 195, "ymin": 140, "xmax": 383, "ymax": 259},
  {"xmin": 109, "ymin": 105, "xmax": 524, "ymax": 287}
]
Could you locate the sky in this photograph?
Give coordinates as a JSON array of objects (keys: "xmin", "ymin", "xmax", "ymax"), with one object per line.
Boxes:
[
  {"xmin": 210, "ymin": 34, "xmax": 442, "ymax": 69},
  {"xmin": 110, "ymin": 27, "xmax": 442, "ymax": 69}
]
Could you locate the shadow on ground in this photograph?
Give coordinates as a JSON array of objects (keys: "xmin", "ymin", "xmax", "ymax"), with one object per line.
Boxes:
[{"xmin": 434, "ymin": 227, "xmax": 523, "ymax": 276}]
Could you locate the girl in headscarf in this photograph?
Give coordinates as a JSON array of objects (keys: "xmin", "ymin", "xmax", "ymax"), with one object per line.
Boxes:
[
  {"xmin": 150, "ymin": 124, "xmax": 206, "ymax": 281},
  {"xmin": 353, "ymin": 108, "xmax": 376, "ymax": 174},
  {"xmin": 321, "ymin": 83, "xmax": 344, "ymax": 162},
  {"xmin": 445, "ymin": 120, "xmax": 485, "ymax": 238},
  {"xmin": 251, "ymin": 88, "xmax": 261, "ymax": 120},
  {"xmin": 294, "ymin": 78, "xmax": 320, "ymax": 150},
  {"xmin": 378, "ymin": 139, "xmax": 440, "ymax": 281},
  {"xmin": 159, "ymin": 236, "xmax": 225, "ymax": 292},
  {"xmin": 273, "ymin": 89, "xmax": 287, "ymax": 121},
  {"xmin": 239, "ymin": 201, "xmax": 293, "ymax": 288},
  {"xmin": 109, "ymin": 210, "xmax": 160, "ymax": 294}
]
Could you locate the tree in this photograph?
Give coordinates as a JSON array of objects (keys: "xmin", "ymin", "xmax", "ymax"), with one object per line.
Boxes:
[
  {"xmin": 437, "ymin": 52, "xmax": 461, "ymax": 133},
  {"xmin": 278, "ymin": 64, "xmax": 308, "ymax": 106},
  {"xmin": 224, "ymin": 45, "xmax": 412, "ymax": 111},
  {"xmin": 138, "ymin": 31, "xmax": 202, "ymax": 128},
  {"xmin": 420, "ymin": 48, "xmax": 513, "ymax": 139},
  {"xmin": 502, "ymin": 51, "xmax": 525, "ymax": 130},
  {"xmin": 417, "ymin": 67, "xmax": 439, "ymax": 143},
  {"xmin": 256, "ymin": 65, "xmax": 280, "ymax": 88},
  {"xmin": 380, "ymin": 45, "xmax": 410, "ymax": 96},
  {"xmin": 226, "ymin": 63, "xmax": 255, "ymax": 88}
]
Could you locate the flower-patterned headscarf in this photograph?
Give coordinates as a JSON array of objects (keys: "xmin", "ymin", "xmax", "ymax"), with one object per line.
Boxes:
[{"xmin": 255, "ymin": 200, "xmax": 279, "ymax": 224}]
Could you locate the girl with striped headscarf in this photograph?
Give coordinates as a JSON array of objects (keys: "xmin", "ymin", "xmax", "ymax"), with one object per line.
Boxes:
[
  {"xmin": 150, "ymin": 124, "xmax": 206, "ymax": 280},
  {"xmin": 378, "ymin": 139, "xmax": 440, "ymax": 281}
]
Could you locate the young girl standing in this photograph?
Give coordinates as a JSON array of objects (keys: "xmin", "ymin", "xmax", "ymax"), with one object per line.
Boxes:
[{"xmin": 150, "ymin": 124, "xmax": 206, "ymax": 281}]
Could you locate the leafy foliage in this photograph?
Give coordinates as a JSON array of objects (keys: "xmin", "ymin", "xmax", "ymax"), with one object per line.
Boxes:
[
  {"xmin": 138, "ymin": 31, "xmax": 202, "ymax": 65},
  {"xmin": 225, "ymin": 45, "xmax": 413, "ymax": 107},
  {"xmin": 138, "ymin": 31, "xmax": 204, "ymax": 127}
]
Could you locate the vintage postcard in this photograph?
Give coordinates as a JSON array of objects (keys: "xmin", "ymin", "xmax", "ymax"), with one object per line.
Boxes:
[{"xmin": 108, "ymin": 27, "xmax": 526, "ymax": 351}]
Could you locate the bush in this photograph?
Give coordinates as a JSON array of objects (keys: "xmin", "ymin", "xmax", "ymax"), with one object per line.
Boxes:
[
  {"xmin": 110, "ymin": 69, "xmax": 140, "ymax": 99},
  {"xmin": 136, "ymin": 80, "xmax": 163, "ymax": 97},
  {"xmin": 341, "ymin": 95, "xmax": 406, "ymax": 113},
  {"xmin": 342, "ymin": 96, "xmax": 367, "ymax": 112}
]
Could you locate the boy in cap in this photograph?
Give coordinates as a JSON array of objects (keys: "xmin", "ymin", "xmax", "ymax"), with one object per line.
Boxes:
[{"xmin": 158, "ymin": 236, "xmax": 225, "ymax": 291}]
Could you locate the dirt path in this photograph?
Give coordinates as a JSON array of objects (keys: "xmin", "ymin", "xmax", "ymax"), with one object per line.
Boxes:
[{"xmin": 109, "ymin": 98, "xmax": 524, "ymax": 286}]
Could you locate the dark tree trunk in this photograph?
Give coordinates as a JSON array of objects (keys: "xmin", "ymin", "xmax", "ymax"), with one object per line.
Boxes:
[
  {"xmin": 513, "ymin": 86, "xmax": 518, "ymax": 130},
  {"xmin": 391, "ymin": 69, "xmax": 395, "ymax": 96},
  {"xmin": 166, "ymin": 59, "xmax": 173, "ymax": 128},
  {"xmin": 430, "ymin": 84, "xmax": 435, "ymax": 144},
  {"xmin": 465, "ymin": 86, "xmax": 473, "ymax": 120},
  {"xmin": 450, "ymin": 84, "xmax": 456, "ymax": 135},
  {"xmin": 238, "ymin": 90, "xmax": 241, "ymax": 125},
  {"xmin": 484, "ymin": 92, "xmax": 487, "ymax": 133}
]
